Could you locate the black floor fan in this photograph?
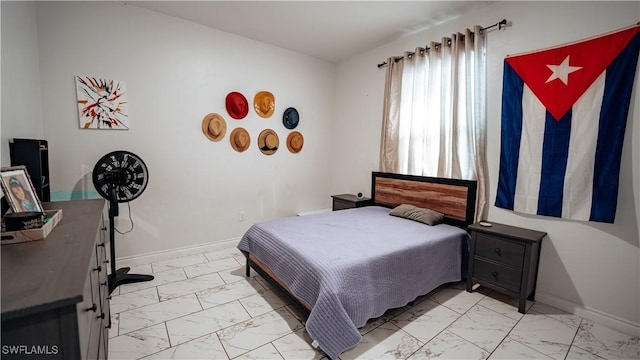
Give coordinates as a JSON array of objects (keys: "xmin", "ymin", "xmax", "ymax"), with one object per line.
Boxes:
[{"xmin": 93, "ymin": 150, "xmax": 154, "ymax": 294}]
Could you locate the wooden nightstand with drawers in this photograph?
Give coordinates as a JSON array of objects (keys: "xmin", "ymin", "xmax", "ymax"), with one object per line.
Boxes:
[
  {"xmin": 331, "ymin": 194, "xmax": 371, "ymax": 211},
  {"xmin": 466, "ymin": 221, "xmax": 546, "ymax": 313}
]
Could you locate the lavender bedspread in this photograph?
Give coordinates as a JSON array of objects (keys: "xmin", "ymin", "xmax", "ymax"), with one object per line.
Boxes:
[{"xmin": 237, "ymin": 206, "xmax": 469, "ymax": 359}]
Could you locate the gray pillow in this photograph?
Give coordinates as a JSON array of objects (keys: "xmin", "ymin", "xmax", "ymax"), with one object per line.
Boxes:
[{"xmin": 389, "ymin": 204, "xmax": 444, "ymax": 226}]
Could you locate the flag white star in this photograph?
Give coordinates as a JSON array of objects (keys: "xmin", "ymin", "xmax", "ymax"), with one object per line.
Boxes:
[{"xmin": 546, "ymin": 56, "xmax": 582, "ymax": 85}]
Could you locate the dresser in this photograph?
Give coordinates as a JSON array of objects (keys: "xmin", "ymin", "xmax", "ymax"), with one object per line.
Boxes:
[
  {"xmin": 331, "ymin": 194, "xmax": 371, "ymax": 211},
  {"xmin": 1, "ymin": 199, "xmax": 110, "ymax": 359},
  {"xmin": 466, "ymin": 222, "xmax": 546, "ymax": 313}
]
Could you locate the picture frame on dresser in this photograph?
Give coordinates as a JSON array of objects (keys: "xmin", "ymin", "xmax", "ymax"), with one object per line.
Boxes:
[{"xmin": 0, "ymin": 166, "xmax": 43, "ymax": 213}]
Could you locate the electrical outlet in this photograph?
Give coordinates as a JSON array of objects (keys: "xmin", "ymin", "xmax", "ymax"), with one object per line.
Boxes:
[{"xmin": 239, "ymin": 211, "xmax": 246, "ymax": 221}]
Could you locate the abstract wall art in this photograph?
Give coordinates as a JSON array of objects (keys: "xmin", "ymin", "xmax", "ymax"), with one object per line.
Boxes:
[{"xmin": 75, "ymin": 76, "xmax": 129, "ymax": 129}]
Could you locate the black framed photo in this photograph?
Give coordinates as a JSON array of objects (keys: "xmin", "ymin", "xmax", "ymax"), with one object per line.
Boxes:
[{"xmin": 0, "ymin": 166, "xmax": 43, "ymax": 213}]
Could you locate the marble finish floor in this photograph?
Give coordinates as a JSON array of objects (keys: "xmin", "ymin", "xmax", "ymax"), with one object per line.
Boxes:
[{"xmin": 108, "ymin": 247, "xmax": 639, "ymax": 359}]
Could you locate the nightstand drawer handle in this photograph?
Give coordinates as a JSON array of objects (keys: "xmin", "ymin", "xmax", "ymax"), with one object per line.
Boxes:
[
  {"xmin": 494, "ymin": 248, "xmax": 502, "ymax": 256},
  {"xmin": 492, "ymin": 271, "xmax": 498, "ymax": 278}
]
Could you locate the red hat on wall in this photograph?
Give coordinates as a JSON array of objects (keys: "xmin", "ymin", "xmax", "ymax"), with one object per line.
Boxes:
[{"xmin": 225, "ymin": 92, "xmax": 249, "ymax": 119}]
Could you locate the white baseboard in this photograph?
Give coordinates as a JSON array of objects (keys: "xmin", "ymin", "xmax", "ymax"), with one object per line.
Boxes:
[
  {"xmin": 536, "ymin": 291, "xmax": 640, "ymax": 336},
  {"xmin": 117, "ymin": 237, "xmax": 241, "ymax": 268}
]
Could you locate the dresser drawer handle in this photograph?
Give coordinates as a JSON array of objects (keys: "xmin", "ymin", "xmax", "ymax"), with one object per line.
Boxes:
[
  {"xmin": 97, "ymin": 312, "xmax": 105, "ymax": 320},
  {"xmin": 492, "ymin": 271, "xmax": 498, "ymax": 279},
  {"xmin": 86, "ymin": 304, "xmax": 97, "ymax": 312},
  {"xmin": 494, "ymin": 248, "xmax": 502, "ymax": 256},
  {"xmin": 97, "ymin": 242, "xmax": 106, "ymax": 248},
  {"xmin": 94, "ymin": 266, "xmax": 102, "ymax": 272}
]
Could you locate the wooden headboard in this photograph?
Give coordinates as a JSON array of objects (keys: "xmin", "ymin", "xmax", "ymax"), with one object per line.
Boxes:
[{"xmin": 371, "ymin": 172, "xmax": 477, "ymax": 227}]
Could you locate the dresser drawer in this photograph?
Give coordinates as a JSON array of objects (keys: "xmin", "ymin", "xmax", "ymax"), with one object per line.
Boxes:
[
  {"xmin": 475, "ymin": 233, "xmax": 525, "ymax": 268},
  {"xmin": 473, "ymin": 259, "xmax": 522, "ymax": 293}
]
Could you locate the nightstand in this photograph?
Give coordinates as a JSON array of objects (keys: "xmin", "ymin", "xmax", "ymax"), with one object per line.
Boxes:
[
  {"xmin": 466, "ymin": 222, "xmax": 546, "ymax": 313},
  {"xmin": 331, "ymin": 194, "xmax": 371, "ymax": 211}
]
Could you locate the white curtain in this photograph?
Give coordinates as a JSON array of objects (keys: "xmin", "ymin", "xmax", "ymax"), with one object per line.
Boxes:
[{"xmin": 380, "ymin": 26, "xmax": 488, "ymax": 220}]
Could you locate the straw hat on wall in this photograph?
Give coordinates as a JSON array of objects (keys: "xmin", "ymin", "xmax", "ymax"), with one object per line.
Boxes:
[
  {"xmin": 286, "ymin": 131, "xmax": 304, "ymax": 153},
  {"xmin": 201, "ymin": 113, "xmax": 227, "ymax": 142},
  {"xmin": 258, "ymin": 129, "xmax": 279, "ymax": 155},
  {"xmin": 230, "ymin": 127, "xmax": 251, "ymax": 152}
]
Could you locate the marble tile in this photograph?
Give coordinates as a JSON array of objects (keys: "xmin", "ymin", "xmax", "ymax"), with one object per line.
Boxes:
[
  {"xmin": 127, "ymin": 263, "xmax": 154, "ymax": 276},
  {"xmin": 110, "ymin": 287, "xmax": 159, "ymax": 314},
  {"xmin": 118, "ymin": 268, "xmax": 187, "ymax": 294},
  {"xmin": 408, "ymin": 330, "xmax": 488, "ymax": 360},
  {"xmin": 218, "ymin": 264, "xmax": 257, "ymax": 284},
  {"xmin": 571, "ymin": 319, "xmax": 640, "ymax": 360},
  {"xmin": 156, "ymin": 272, "xmax": 225, "ymax": 301},
  {"xmin": 109, "ymin": 313, "xmax": 120, "ymax": 338},
  {"xmin": 166, "ymin": 300, "xmax": 251, "ymax": 346},
  {"xmin": 204, "ymin": 247, "xmax": 244, "ymax": 262},
  {"xmin": 360, "ymin": 304, "xmax": 411, "ymax": 336},
  {"xmin": 239, "ymin": 288, "xmax": 290, "ymax": 317},
  {"xmin": 142, "ymin": 332, "xmax": 228, "ymax": 359},
  {"xmin": 109, "ymin": 323, "xmax": 170, "ymax": 360},
  {"xmin": 118, "ymin": 294, "xmax": 203, "ymax": 334},
  {"xmin": 217, "ymin": 308, "xmax": 304, "ymax": 358},
  {"xmin": 253, "ymin": 274, "xmax": 274, "ymax": 290},
  {"xmin": 565, "ymin": 345, "xmax": 608, "ymax": 360},
  {"xmin": 530, "ymin": 302, "xmax": 582, "ymax": 329},
  {"xmin": 340, "ymin": 322, "xmax": 424, "ymax": 360},
  {"xmin": 489, "ymin": 337, "xmax": 553, "ymax": 359},
  {"xmin": 447, "ymin": 304, "xmax": 517, "ymax": 353},
  {"xmin": 151, "ymin": 254, "xmax": 208, "ymax": 273},
  {"xmin": 235, "ymin": 343, "xmax": 284, "ymax": 360},
  {"xmin": 272, "ymin": 329, "xmax": 327, "ymax": 360},
  {"xmin": 183, "ymin": 257, "xmax": 242, "ymax": 278},
  {"xmin": 391, "ymin": 299, "xmax": 462, "ymax": 343},
  {"xmin": 507, "ymin": 309, "xmax": 580, "ymax": 359},
  {"xmin": 196, "ymin": 277, "xmax": 265, "ymax": 309},
  {"xmin": 430, "ymin": 286, "xmax": 485, "ymax": 314},
  {"xmin": 476, "ymin": 292, "xmax": 526, "ymax": 321}
]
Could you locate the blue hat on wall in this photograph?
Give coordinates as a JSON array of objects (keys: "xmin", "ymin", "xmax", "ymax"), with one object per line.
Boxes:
[{"xmin": 282, "ymin": 107, "xmax": 299, "ymax": 129}]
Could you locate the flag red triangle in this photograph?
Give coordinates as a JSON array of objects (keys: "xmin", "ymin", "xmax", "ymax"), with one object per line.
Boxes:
[{"xmin": 506, "ymin": 26, "xmax": 640, "ymax": 121}]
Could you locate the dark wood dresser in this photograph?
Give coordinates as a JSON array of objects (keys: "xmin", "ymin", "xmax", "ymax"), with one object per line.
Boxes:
[
  {"xmin": 466, "ymin": 221, "xmax": 546, "ymax": 313},
  {"xmin": 1, "ymin": 199, "xmax": 110, "ymax": 359}
]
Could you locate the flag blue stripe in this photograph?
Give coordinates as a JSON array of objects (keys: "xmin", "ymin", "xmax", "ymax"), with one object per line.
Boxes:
[
  {"xmin": 590, "ymin": 32, "xmax": 640, "ymax": 223},
  {"xmin": 495, "ymin": 62, "xmax": 523, "ymax": 210},
  {"xmin": 537, "ymin": 110, "xmax": 571, "ymax": 217}
]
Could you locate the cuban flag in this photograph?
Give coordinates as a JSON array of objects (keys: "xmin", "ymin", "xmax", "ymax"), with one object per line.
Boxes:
[{"xmin": 496, "ymin": 25, "xmax": 640, "ymax": 223}]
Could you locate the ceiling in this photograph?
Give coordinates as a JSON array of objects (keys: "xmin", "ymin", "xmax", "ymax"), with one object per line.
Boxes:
[{"xmin": 129, "ymin": 1, "xmax": 495, "ymax": 63}]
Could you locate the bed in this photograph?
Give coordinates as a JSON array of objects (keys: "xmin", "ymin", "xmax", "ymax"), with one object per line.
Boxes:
[{"xmin": 237, "ymin": 172, "xmax": 477, "ymax": 359}]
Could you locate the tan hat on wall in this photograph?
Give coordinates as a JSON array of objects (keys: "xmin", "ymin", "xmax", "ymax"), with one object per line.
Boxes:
[
  {"xmin": 286, "ymin": 131, "xmax": 304, "ymax": 153},
  {"xmin": 230, "ymin": 127, "xmax": 250, "ymax": 152},
  {"xmin": 258, "ymin": 129, "xmax": 279, "ymax": 155},
  {"xmin": 254, "ymin": 91, "xmax": 275, "ymax": 118},
  {"xmin": 201, "ymin": 113, "xmax": 227, "ymax": 142}
]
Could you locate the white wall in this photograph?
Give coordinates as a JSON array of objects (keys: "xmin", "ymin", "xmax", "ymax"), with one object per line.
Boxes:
[
  {"xmin": 333, "ymin": 2, "xmax": 640, "ymax": 335},
  {"xmin": 1, "ymin": 1, "xmax": 44, "ymax": 166},
  {"xmin": 2, "ymin": 0, "xmax": 638, "ymax": 338},
  {"xmin": 2, "ymin": 1, "xmax": 336, "ymax": 258}
]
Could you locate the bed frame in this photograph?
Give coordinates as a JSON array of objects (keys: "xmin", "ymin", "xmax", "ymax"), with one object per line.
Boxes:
[{"xmin": 245, "ymin": 171, "xmax": 477, "ymax": 318}]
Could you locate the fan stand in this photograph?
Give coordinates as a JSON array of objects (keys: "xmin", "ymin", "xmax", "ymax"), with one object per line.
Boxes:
[{"xmin": 107, "ymin": 184, "xmax": 153, "ymax": 294}]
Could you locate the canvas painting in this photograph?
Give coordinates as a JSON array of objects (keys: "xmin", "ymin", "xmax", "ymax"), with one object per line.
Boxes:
[{"xmin": 75, "ymin": 76, "xmax": 129, "ymax": 129}]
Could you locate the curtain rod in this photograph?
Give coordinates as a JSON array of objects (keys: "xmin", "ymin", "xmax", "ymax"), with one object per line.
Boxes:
[{"xmin": 377, "ymin": 19, "xmax": 507, "ymax": 69}]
